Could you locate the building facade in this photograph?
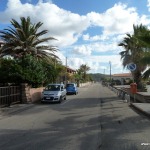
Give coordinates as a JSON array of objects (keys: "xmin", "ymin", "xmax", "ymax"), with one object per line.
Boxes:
[{"xmin": 112, "ymin": 73, "xmax": 133, "ymax": 85}]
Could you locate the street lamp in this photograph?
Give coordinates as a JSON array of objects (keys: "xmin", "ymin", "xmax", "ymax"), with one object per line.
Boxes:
[
  {"xmin": 109, "ymin": 61, "xmax": 111, "ymax": 82},
  {"xmin": 65, "ymin": 56, "xmax": 67, "ymax": 86}
]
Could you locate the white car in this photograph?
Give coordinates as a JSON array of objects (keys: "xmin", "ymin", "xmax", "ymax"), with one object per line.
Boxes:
[{"xmin": 41, "ymin": 84, "xmax": 66, "ymax": 103}]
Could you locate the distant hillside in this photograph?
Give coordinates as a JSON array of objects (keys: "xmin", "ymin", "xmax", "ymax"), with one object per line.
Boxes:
[{"xmin": 88, "ymin": 73, "xmax": 109, "ymax": 82}]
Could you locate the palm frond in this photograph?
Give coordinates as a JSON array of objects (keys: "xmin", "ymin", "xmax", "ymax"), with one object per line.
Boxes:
[
  {"xmin": 142, "ymin": 68, "xmax": 150, "ymax": 79},
  {"xmin": 0, "ymin": 16, "xmax": 59, "ymax": 60}
]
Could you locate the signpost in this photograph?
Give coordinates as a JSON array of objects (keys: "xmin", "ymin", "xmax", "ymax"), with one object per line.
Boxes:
[
  {"xmin": 127, "ymin": 63, "xmax": 136, "ymax": 72},
  {"xmin": 127, "ymin": 63, "xmax": 137, "ymax": 102}
]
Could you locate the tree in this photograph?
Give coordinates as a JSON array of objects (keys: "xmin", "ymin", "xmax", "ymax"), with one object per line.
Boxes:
[
  {"xmin": 118, "ymin": 24, "xmax": 148, "ymax": 89},
  {"xmin": 134, "ymin": 27, "xmax": 150, "ymax": 80},
  {"xmin": 79, "ymin": 64, "xmax": 90, "ymax": 81},
  {"xmin": 140, "ymin": 52, "xmax": 150, "ymax": 79},
  {"xmin": 0, "ymin": 55, "xmax": 47, "ymax": 87},
  {"xmin": 43, "ymin": 61, "xmax": 65, "ymax": 85},
  {"xmin": 0, "ymin": 16, "xmax": 59, "ymax": 62}
]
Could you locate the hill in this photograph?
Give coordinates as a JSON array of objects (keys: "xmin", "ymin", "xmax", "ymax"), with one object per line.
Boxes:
[{"xmin": 88, "ymin": 73, "xmax": 109, "ymax": 82}]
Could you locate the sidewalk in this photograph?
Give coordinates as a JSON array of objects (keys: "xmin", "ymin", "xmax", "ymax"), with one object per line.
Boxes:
[
  {"xmin": 113, "ymin": 85, "xmax": 150, "ymax": 118},
  {"xmin": 131, "ymin": 103, "xmax": 150, "ymax": 117},
  {"xmin": 0, "ymin": 103, "xmax": 34, "ymax": 119}
]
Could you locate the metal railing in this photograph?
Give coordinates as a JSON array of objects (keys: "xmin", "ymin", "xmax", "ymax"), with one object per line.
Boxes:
[{"xmin": 0, "ymin": 86, "xmax": 21, "ymax": 107}]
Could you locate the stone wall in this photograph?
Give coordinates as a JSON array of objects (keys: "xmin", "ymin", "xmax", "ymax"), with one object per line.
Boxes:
[
  {"xmin": 21, "ymin": 83, "xmax": 44, "ymax": 103},
  {"xmin": 21, "ymin": 83, "xmax": 30, "ymax": 103},
  {"xmin": 79, "ymin": 82, "xmax": 92, "ymax": 87}
]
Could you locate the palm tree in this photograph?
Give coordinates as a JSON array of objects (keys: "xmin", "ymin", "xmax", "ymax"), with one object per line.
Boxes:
[
  {"xmin": 0, "ymin": 16, "xmax": 59, "ymax": 62},
  {"xmin": 79, "ymin": 64, "xmax": 90, "ymax": 81},
  {"xmin": 118, "ymin": 24, "xmax": 148, "ymax": 89},
  {"xmin": 134, "ymin": 28, "xmax": 150, "ymax": 79}
]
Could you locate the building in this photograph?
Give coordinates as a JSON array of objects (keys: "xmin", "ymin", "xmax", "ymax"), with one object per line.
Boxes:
[
  {"xmin": 67, "ymin": 67, "xmax": 76, "ymax": 74},
  {"xmin": 112, "ymin": 73, "xmax": 133, "ymax": 85},
  {"xmin": 57, "ymin": 66, "xmax": 77, "ymax": 84},
  {"xmin": 66, "ymin": 67, "xmax": 77, "ymax": 83}
]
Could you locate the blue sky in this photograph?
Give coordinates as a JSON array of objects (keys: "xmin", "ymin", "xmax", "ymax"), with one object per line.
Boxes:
[{"xmin": 0, "ymin": 0, "xmax": 150, "ymax": 74}]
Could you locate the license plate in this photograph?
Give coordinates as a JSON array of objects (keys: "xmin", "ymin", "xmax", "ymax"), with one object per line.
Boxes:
[{"xmin": 46, "ymin": 97, "xmax": 50, "ymax": 99}]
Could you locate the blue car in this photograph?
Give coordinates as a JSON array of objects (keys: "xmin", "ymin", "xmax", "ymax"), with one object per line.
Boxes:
[{"xmin": 66, "ymin": 83, "xmax": 78, "ymax": 95}]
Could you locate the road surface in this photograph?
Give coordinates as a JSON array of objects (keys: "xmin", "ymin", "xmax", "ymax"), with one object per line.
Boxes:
[{"xmin": 0, "ymin": 83, "xmax": 150, "ymax": 150}]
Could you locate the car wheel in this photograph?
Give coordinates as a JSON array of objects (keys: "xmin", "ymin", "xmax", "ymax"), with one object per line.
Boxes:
[{"xmin": 64, "ymin": 95, "xmax": 66, "ymax": 100}]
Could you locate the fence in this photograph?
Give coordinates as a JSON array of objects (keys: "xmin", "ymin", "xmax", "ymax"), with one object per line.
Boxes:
[{"xmin": 0, "ymin": 85, "xmax": 21, "ymax": 107}]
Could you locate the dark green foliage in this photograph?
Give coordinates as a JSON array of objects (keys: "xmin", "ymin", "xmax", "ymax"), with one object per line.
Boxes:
[
  {"xmin": 118, "ymin": 24, "xmax": 149, "ymax": 89},
  {"xmin": 17, "ymin": 55, "xmax": 47, "ymax": 87},
  {"xmin": 43, "ymin": 62, "xmax": 64, "ymax": 85},
  {"xmin": 0, "ymin": 55, "xmax": 47, "ymax": 87},
  {"xmin": 78, "ymin": 64, "xmax": 90, "ymax": 82},
  {"xmin": 0, "ymin": 16, "xmax": 62, "ymax": 87},
  {"xmin": 0, "ymin": 58, "xmax": 20, "ymax": 83}
]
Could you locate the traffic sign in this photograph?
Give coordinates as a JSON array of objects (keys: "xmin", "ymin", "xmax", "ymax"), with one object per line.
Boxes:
[{"xmin": 127, "ymin": 63, "xmax": 136, "ymax": 71}]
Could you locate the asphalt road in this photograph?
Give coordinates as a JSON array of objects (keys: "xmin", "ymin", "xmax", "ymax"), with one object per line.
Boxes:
[
  {"xmin": 0, "ymin": 83, "xmax": 101, "ymax": 150},
  {"xmin": 100, "ymin": 85, "xmax": 150, "ymax": 150},
  {"xmin": 0, "ymin": 83, "xmax": 150, "ymax": 150}
]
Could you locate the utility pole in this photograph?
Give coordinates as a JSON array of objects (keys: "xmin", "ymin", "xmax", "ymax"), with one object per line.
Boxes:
[
  {"xmin": 65, "ymin": 56, "xmax": 67, "ymax": 86},
  {"xmin": 103, "ymin": 68, "xmax": 105, "ymax": 81}
]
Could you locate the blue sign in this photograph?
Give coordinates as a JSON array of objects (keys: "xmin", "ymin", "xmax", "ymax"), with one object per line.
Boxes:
[{"xmin": 127, "ymin": 63, "xmax": 136, "ymax": 71}]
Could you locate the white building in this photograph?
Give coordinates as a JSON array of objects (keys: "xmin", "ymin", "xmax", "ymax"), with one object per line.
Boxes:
[{"xmin": 112, "ymin": 73, "xmax": 133, "ymax": 85}]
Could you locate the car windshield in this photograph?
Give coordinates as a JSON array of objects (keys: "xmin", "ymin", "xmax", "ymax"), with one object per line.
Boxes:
[
  {"xmin": 67, "ymin": 84, "xmax": 74, "ymax": 87},
  {"xmin": 45, "ymin": 85, "xmax": 60, "ymax": 91}
]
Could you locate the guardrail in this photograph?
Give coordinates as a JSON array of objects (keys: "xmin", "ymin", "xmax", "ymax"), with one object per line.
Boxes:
[{"xmin": 107, "ymin": 84, "xmax": 131, "ymax": 103}]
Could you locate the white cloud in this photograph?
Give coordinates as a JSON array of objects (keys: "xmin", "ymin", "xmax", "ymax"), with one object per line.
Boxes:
[
  {"xmin": 66, "ymin": 54, "xmax": 123, "ymax": 73},
  {"xmin": 87, "ymin": 3, "xmax": 150, "ymax": 36},
  {"xmin": 0, "ymin": 0, "xmax": 90, "ymax": 47},
  {"xmin": 82, "ymin": 34, "xmax": 90, "ymax": 41},
  {"xmin": 82, "ymin": 34, "xmax": 107, "ymax": 41},
  {"xmin": 1, "ymin": 1, "xmax": 150, "ymax": 48},
  {"xmin": 73, "ymin": 45, "xmax": 92, "ymax": 56},
  {"xmin": 67, "ymin": 58, "xmax": 85, "ymax": 70},
  {"xmin": 74, "ymin": 42, "xmax": 119, "ymax": 54}
]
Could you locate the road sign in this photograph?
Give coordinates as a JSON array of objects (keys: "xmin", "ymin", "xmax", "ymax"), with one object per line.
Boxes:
[{"xmin": 127, "ymin": 63, "xmax": 136, "ymax": 71}]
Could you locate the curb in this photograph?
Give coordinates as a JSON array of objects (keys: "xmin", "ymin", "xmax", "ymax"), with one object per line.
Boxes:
[
  {"xmin": 0, "ymin": 103, "xmax": 34, "ymax": 116},
  {"xmin": 130, "ymin": 103, "xmax": 150, "ymax": 118}
]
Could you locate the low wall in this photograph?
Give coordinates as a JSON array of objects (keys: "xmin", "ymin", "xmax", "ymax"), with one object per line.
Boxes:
[
  {"xmin": 134, "ymin": 92, "xmax": 150, "ymax": 103},
  {"xmin": 113, "ymin": 85, "xmax": 150, "ymax": 103},
  {"xmin": 79, "ymin": 82, "xmax": 91, "ymax": 87}
]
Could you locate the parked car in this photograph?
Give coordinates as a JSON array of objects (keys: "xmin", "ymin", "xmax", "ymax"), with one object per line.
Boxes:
[
  {"xmin": 41, "ymin": 83, "xmax": 66, "ymax": 103},
  {"xmin": 66, "ymin": 83, "xmax": 78, "ymax": 95}
]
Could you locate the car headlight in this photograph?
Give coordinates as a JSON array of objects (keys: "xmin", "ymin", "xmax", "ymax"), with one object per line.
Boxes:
[{"xmin": 55, "ymin": 92, "xmax": 61, "ymax": 97}]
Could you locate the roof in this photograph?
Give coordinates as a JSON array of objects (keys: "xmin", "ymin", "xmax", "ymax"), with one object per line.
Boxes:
[
  {"xmin": 67, "ymin": 67, "xmax": 76, "ymax": 72},
  {"xmin": 112, "ymin": 73, "xmax": 132, "ymax": 77}
]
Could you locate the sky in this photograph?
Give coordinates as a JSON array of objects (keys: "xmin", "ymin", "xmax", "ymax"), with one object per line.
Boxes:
[{"xmin": 0, "ymin": 0, "xmax": 150, "ymax": 75}]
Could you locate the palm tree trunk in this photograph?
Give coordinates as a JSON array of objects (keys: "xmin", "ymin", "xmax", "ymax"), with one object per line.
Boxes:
[{"xmin": 133, "ymin": 70, "xmax": 142, "ymax": 90}]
